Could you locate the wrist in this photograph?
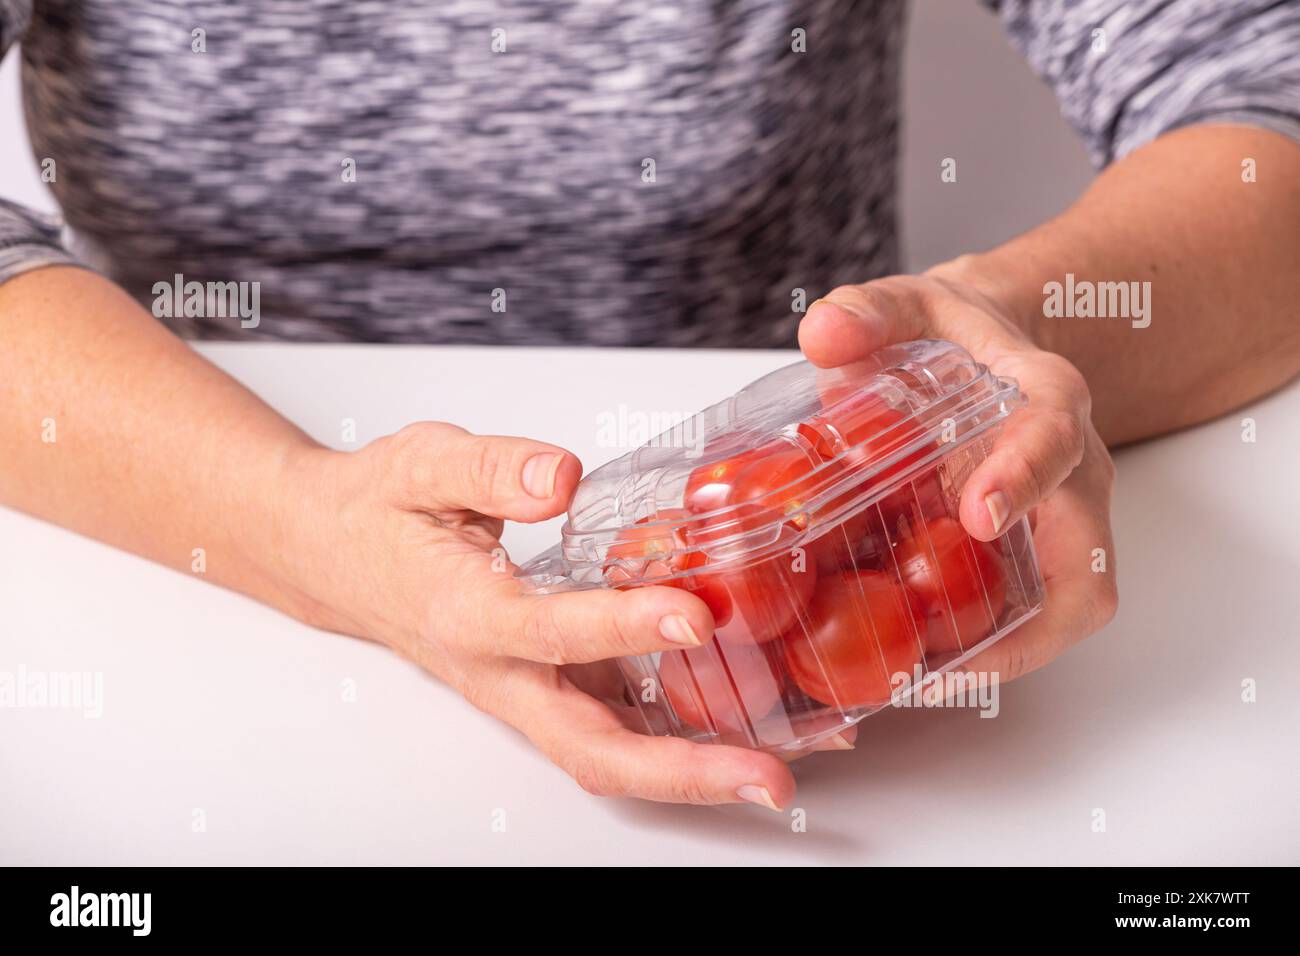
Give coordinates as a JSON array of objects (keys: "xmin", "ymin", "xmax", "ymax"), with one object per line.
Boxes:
[{"xmin": 266, "ymin": 443, "xmax": 370, "ymax": 637}]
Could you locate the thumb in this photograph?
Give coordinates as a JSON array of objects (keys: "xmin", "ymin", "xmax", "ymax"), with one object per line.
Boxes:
[
  {"xmin": 388, "ymin": 422, "xmax": 583, "ymax": 522},
  {"xmin": 798, "ymin": 280, "xmax": 933, "ymax": 368}
]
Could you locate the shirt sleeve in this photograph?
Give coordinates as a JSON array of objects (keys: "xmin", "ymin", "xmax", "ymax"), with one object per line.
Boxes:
[
  {"xmin": 0, "ymin": 0, "xmax": 81, "ymax": 287},
  {"xmin": 985, "ymin": 0, "xmax": 1300, "ymax": 167}
]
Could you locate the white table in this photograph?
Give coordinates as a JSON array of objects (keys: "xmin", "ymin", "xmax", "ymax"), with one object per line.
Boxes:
[{"xmin": 2, "ymin": 344, "xmax": 1296, "ymax": 865}]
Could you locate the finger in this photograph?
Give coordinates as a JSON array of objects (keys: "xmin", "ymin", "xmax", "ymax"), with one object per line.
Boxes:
[
  {"xmin": 960, "ymin": 441, "xmax": 1117, "ymax": 682},
  {"xmin": 454, "ymin": 567, "xmax": 720, "ymax": 664},
  {"xmin": 799, "ymin": 285, "xmax": 1093, "ymax": 542},
  {"xmin": 779, "ymin": 723, "xmax": 858, "ymax": 761},
  {"xmin": 387, "ymin": 422, "xmax": 583, "ymax": 523},
  {"xmin": 800, "ymin": 278, "xmax": 1029, "ymax": 369},
  {"xmin": 799, "ymin": 280, "xmax": 933, "ymax": 367},
  {"xmin": 491, "ymin": 662, "xmax": 797, "ymax": 808},
  {"xmin": 957, "ymin": 396, "xmax": 1089, "ymax": 541}
]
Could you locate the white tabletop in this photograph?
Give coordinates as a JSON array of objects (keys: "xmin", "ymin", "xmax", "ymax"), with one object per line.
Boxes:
[{"xmin": 2, "ymin": 343, "xmax": 1296, "ymax": 865}]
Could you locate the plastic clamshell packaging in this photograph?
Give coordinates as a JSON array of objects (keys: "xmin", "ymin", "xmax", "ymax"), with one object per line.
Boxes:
[{"xmin": 517, "ymin": 339, "xmax": 1045, "ymax": 754}]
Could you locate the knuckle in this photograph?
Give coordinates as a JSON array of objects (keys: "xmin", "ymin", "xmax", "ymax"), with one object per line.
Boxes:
[
  {"xmin": 1094, "ymin": 446, "xmax": 1118, "ymax": 490},
  {"xmin": 391, "ymin": 421, "xmax": 452, "ymax": 458},
  {"xmin": 462, "ymin": 436, "xmax": 513, "ymax": 503},
  {"xmin": 381, "ymin": 422, "xmax": 456, "ymax": 500},
  {"xmin": 666, "ymin": 764, "xmax": 716, "ymax": 805},
  {"xmin": 997, "ymin": 638, "xmax": 1035, "ymax": 683},
  {"xmin": 1041, "ymin": 351, "xmax": 1087, "ymax": 393},
  {"xmin": 657, "ymin": 741, "xmax": 722, "ymax": 805},
  {"xmin": 1003, "ymin": 445, "xmax": 1053, "ymax": 505},
  {"xmin": 1042, "ymin": 408, "xmax": 1086, "ymax": 470},
  {"xmin": 456, "ymin": 668, "xmax": 508, "ymax": 716},
  {"xmin": 521, "ymin": 600, "xmax": 571, "ymax": 664},
  {"xmin": 604, "ymin": 598, "xmax": 644, "ymax": 657},
  {"xmin": 1091, "ymin": 579, "xmax": 1120, "ymax": 629},
  {"xmin": 565, "ymin": 752, "xmax": 624, "ymax": 798},
  {"xmin": 667, "ymin": 777, "xmax": 714, "ymax": 806},
  {"xmin": 1042, "ymin": 354, "xmax": 1094, "ymax": 418}
]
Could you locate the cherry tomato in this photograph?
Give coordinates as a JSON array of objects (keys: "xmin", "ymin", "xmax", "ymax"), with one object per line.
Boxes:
[
  {"xmin": 782, "ymin": 570, "xmax": 925, "ymax": 708},
  {"xmin": 657, "ymin": 639, "xmax": 783, "ymax": 734},
  {"xmin": 798, "ymin": 509, "xmax": 878, "ymax": 574},
  {"xmin": 724, "ymin": 446, "xmax": 855, "ymax": 570},
  {"xmin": 602, "ymin": 508, "xmax": 694, "ymax": 583},
  {"xmin": 603, "ymin": 509, "xmax": 733, "ymax": 627},
  {"xmin": 896, "ymin": 516, "xmax": 1007, "ymax": 655},
  {"xmin": 682, "ymin": 441, "xmax": 782, "ymax": 515},
  {"xmin": 685, "ymin": 446, "xmax": 826, "ymax": 644},
  {"xmin": 710, "ymin": 552, "xmax": 817, "ymax": 646},
  {"xmin": 728, "ymin": 446, "xmax": 822, "ymax": 514},
  {"xmin": 873, "ymin": 465, "xmax": 951, "ymax": 545},
  {"xmin": 603, "ymin": 509, "xmax": 816, "ymax": 644},
  {"xmin": 805, "ymin": 391, "xmax": 933, "ymax": 490}
]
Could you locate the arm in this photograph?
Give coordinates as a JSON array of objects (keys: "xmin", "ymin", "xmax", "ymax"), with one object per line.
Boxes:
[
  {"xmin": 0, "ymin": 266, "xmax": 330, "ymax": 622},
  {"xmin": 932, "ymin": 124, "xmax": 1300, "ymax": 446},
  {"xmin": 969, "ymin": 0, "xmax": 1300, "ymax": 443},
  {"xmin": 0, "ymin": 266, "xmax": 804, "ymax": 807},
  {"xmin": 800, "ymin": 123, "xmax": 1299, "ymax": 680},
  {"xmin": 800, "ymin": 0, "xmax": 1300, "ymax": 681}
]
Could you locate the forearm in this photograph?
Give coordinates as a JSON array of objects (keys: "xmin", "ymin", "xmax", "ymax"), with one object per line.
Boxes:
[
  {"xmin": 0, "ymin": 266, "xmax": 330, "ymax": 623},
  {"xmin": 932, "ymin": 125, "xmax": 1300, "ymax": 446}
]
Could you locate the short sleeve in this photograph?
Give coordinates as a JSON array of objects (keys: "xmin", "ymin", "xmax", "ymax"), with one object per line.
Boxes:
[{"xmin": 986, "ymin": 0, "xmax": 1300, "ymax": 167}]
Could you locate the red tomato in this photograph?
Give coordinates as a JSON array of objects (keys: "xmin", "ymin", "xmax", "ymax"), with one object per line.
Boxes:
[
  {"xmin": 873, "ymin": 466, "xmax": 951, "ymax": 545},
  {"xmin": 728, "ymin": 446, "xmax": 821, "ymax": 517},
  {"xmin": 793, "ymin": 393, "xmax": 937, "ymax": 573},
  {"xmin": 710, "ymin": 552, "xmax": 817, "ymax": 646},
  {"xmin": 805, "ymin": 391, "xmax": 932, "ymax": 490},
  {"xmin": 782, "ymin": 570, "xmax": 925, "ymax": 708},
  {"xmin": 688, "ymin": 446, "xmax": 828, "ymax": 644},
  {"xmin": 799, "ymin": 510, "xmax": 878, "ymax": 574},
  {"xmin": 681, "ymin": 440, "xmax": 784, "ymax": 515},
  {"xmin": 603, "ymin": 509, "xmax": 816, "ymax": 644},
  {"xmin": 603, "ymin": 510, "xmax": 733, "ymax": 627},
  {"xmin": 725, "ymin": 446, "xmax": 857, "ymax": 571},
  {"xmin": 896, "ymin": 516, "xmax": 1007, "ymax": 655},
  {"xmin": 658, "ymin": 639, "xmax": 783, "ymax": 734},
  {"xmin": 603, "ymin": 508, "xmax": 697, "ymax": 583}
]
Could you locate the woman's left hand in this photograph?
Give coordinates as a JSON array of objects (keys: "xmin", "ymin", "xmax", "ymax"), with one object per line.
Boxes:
[{"xmin": 798, "ymin": 266, "xmax": 1119, "ymax": 682}]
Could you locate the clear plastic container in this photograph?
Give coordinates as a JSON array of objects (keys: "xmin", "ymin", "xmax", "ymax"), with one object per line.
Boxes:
[{"xmin": 517, "ymin": 339, "xmax": 1045, "ymax": 753}]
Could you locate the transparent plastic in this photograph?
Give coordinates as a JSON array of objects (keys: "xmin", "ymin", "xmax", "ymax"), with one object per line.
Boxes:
[{"xmin": 517, "ymin": 339, "xmax": 1045, "ymax": 753}]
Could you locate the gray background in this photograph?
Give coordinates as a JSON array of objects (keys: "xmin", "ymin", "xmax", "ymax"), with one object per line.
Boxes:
[{"xmin": 0, "ymin": 0, "xmax": 1096, "ymax": 276}]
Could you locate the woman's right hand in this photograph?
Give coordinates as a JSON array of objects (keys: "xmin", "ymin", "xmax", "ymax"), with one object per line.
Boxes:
[{"xmin": 282, "ymin": 421, "xmax": 833, "ymax": 809}]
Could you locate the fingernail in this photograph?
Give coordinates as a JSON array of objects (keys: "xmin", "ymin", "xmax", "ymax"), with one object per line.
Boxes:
[
  {"xmin": 658, "ymin": 614, "xmax": 701, "ymax": 646},
  {"xmin": 985, "ymin": 490, "xmax": 1010, "ymax": 535},
  {"xmin": 814, "ymin": 295, "xmax": 867, "ymax": 319},
  {"xmin": 811, "ymin": 731, "xmax": 855, "ymax": 752},
  {"xmin": 736, "ymin": 784, "xmax": 782, "ymax": 812},
  {"xmin": 522, "ymin": 453, "xmax": 562, "ymax": 499}
]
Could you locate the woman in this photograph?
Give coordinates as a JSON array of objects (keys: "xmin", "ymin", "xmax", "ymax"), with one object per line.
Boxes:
[{"xmin": 2, "ymin": 0, "xmax": 1298, "ymax": 808}]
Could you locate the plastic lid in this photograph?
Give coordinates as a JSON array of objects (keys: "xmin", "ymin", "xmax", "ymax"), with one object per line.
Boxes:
[{"xmin": 517, "ymin": 339, "xmax": 1023, "ymax": 594}]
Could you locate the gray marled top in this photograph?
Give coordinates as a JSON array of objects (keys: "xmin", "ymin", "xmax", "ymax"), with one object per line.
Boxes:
[{"xmin": 1, "ymin": 1, "xmax": 1297, "ymax": 345}]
